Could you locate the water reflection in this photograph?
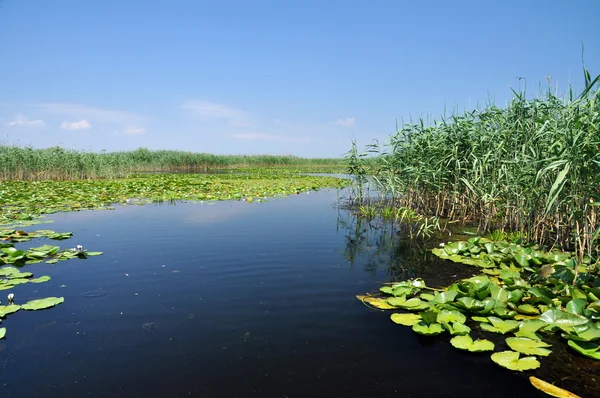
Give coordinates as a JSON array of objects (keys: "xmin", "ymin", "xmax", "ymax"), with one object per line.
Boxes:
[{"xmin": 338, "ymin": 211, "xmax": 470, "ymax": 285}]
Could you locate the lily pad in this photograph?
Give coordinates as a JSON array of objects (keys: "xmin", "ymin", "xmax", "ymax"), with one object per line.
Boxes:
[
  {"xmin": 444, "ymin": 321, "xmax": 471, "ymax": 336},
  {"xmin": 0, "ymin": 304, "xmax": 21, "ymax": 317},
  {"xmin": 567, "ymin": 340, "xmax": 600, "ymax": 360},
  {"xmin": 506, "ymin": 337, "xmax": 552, "ymax": 357},
  {"xmin": 491, "ymin": 350, "xmax": 541, "ymax": 371},
  {"xmin": 0, "ymin": 327, "xmax": 5, "ymax": 339},
  {"xmin": 437, "ymin": 309, "xmax": 467, "ymax": 325},
  {"xmin": 21, "ymin": 297, "xmax": 64, "ymax": 311},
  {"xmin": 450, "ymin": 334, "xmax": 495, "ymax": 352},
  {"xmin": 412, "ymin": 322, "xmax": 445, "ymax": 336},
  {"xmin": 514, "ymin": 319, "xmax": 548, "ymax": 340},
  {"xmin": 479, "ymin": 317, "xmax": 520, "ymax": 334},
  {"xmin": 390, "ymin": 313, "xmax": 421, "ymax": 326},
  {"xmin": 29, "ymin": 276, "xmax": 51, "ymax": 283}
]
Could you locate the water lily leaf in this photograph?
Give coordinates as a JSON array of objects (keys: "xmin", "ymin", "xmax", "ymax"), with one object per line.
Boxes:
[
  {"xmin": 419, "ymin": 293, "xmax": 435, "ymax": 302},
  {"xmin": 508, "ymin": 289, "xmax": 524, "ymax": 303},
  {"xmin": 450, "ymin": 334, "xmax": 494, "ymax": 352},
  {"xmin": 490, "ymin": 284, "xmax": 510, "ymax": 303},
  {"xmin": 432, "ymin": 291, "xmax": 458, "ymax": 304},
  {"xmin": 567, "ymin": 323, "xmax": 600, "ymax": 342},
  {"xmin": 0, "ymin": 304, "xmax": 21, "ymax": 317},
  {"xmin": 395, "ymin": 298, "xmax": 430, "ymax": 311},
  {"xmin": 29, "ymin": 276, "xmax": 51, "ymax": 283},
  {"xmin": 479, "ymin": 316, "xmax": 520, "ymax": 334},
  {"xmin": 491, "ymin": 350, "xmax": 540, "ymax": 371},
  {"xmin": 390, "ymin": 313, "xmax": 421, "ymax": 326},
  {"xmin": 380, "ymin": 286, "xmax": 393, "ymax": 295},
  {"xmin": 456, "ymin": 297, "xmax": 485, "ymax": 311},
  {"xmin": 444, "ymin": 321, "xmax": 471, "ymax": 336},
  {"xmin": 540, "ymin": 309, "xmax": 589, "ymax": 331},
  {"xmin": 516, "ymin": 304, "xmax": 540, "ymax": 315},
  {"xmin": 21, "ymin": 297, "xmax": 64, "ymax": 311},
  {"xmin": 0, "ymin": 327, "xmax": 5, "ymax": 339},
  {"xmin": 84, "ymin": 251, "xmax": 103, "ymax": 256},
  {"xmin": 471, "ymin": 316, "xmax": 489, "ymax": 323},
  {"xmin": 7, "ymin": 278, "xmax": 29, "ymax": 285},
  {"xmin": 529, "ymin": 376, "xmax": 581, "ymax": 398},
  {"xmin": 437, "ymin": 309, "xmax": 466, "ymax": 325},
  {"xmin": 0, "ymin": 267, "xmax": 20, "ymax": 277},
  {"xmin": 386, "ymin": 295, "xmax": 407, "ymax": 307},
  {"xmin": 566, "ymin": 299, "xmax": 587, "ymax": 315},
  {"xmin": 514, "ymin": 319, "xmax": 548, "ymax": 340},
  {"xmin": 412, "ymin": 322, "xmax": 444, "ymax": 336},
  {"xmin": 46, "ymin": 259, "xmax": 59, "ymax": 264},
  {"xmin": 506, "ymin": 337, "xmax": 552, "ymax": 356},
  {"xmin": 567, "ymin": 340, "xmax": 600, "ymax": 360},
  {"xmin": 392, "ymin": 286, "xmax": 418, "ymax": 297}
]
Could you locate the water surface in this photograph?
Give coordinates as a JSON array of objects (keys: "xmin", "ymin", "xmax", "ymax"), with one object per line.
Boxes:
[{"xmin": 1, "ymin": 189, "xmax": 558, "ymax": 397}]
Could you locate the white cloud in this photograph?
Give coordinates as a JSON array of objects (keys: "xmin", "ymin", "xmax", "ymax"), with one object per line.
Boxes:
[
  {"xmin": 335, "ymin": 116, "xmax": 356, "ymax": 127},
  {"xmin": 124, "ymin": 127, "xmax": 146, "ymax": 135},
  {"xmin": 232, "ymin": 133, "xmax": 311, "ymax": 143},
  {"xmin": 183, "ymin": 100, "xmax": 252, "ymax": 127},
  {"xmin": 36, "ymin": 103, "xmax": 146, "ymax": 125},
  {"xmin": 7, "ymin": 115, "xmax": 45, "ymax": 127},
  {"xmin": 60, "ymin": 120, "xmax": 92, "ymax": 130}
]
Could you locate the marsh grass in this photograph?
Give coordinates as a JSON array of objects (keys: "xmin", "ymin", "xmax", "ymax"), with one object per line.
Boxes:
[
  {"xmin": 0, "ymin": 146, "xmax": 343, "ymax": 181},
  {"xmin": 346, "ymin": 67, "xmax": 600, "ymax": 260}
]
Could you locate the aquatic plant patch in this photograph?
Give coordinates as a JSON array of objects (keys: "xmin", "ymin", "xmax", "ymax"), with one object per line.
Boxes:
[
  {"xmin": 357, "ymin": 236, "xmax": 600, "ymax": 396},
  {"xmin": 0, "ymin": 173, "xmax": 348, "ymax": 224}
]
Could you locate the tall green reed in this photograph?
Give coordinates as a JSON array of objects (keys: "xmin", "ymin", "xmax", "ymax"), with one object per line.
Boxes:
[{"xmin": 346, "ymin": 66, "xmax": 600, "ymax": 260}]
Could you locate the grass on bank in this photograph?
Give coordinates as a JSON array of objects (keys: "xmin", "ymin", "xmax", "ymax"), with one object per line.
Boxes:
[
  {"xmin": 0, "ymin": 146, "xmax": 344, "ymax": 181},
  {"xmin": 346, "ymin": 66, "xmax": 600, "ymax": 260}
]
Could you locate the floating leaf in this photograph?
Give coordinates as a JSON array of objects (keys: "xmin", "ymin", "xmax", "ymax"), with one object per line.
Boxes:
[
  {"xmin": 437, "ymin": 309, "xmax": 466, "ymax": 325},
  {"xmin": 444, "ymin": 321, "xmax": 471, "ymax": 336},
  {"xmin": 21, "ymin": 297, "xmax": 64, "ymax": 311},
  {"xmin": 506, "ymin": 337, "xmax": 552, "ymax": 357},
  {"xmin": 386, "ymin": 295, "xmax": 407, "ymax": 307},
  {"xmin": 412, "ymin": 322, "xmax": 444, "ymax": 336},
  {"xmin": 566, "ymin": 299, "xmax": 587, "ymax": 316},
  {"xmin": 84, "ymin": 251, "xmax": 103, "ymax": 256},
  {"xmin": 567, "ymin": 340, "xmax": 600, "ymax": 360},
  {"xmin": 491, "ymin": 351, "xmax": 540, "ymax": 371},
  {"xmin": 471, "ymin": 316, "xmax": 490, "ymax": 323},
  {"xmin": 0, "ymin": 304, "xmax": 21, "ymax": 317},
  {"xmin": 514, "ymin": 319, "xmax": 548, "ymax": 340},
  {"xmin": 394, "ymin": 298, "xmax": 430, "ymax": 311},
  {"xmin": 432, "ymin": 291, "xmax": 458, "ymax": 304},
  {"xmin": 29, "ymin": 276, "xmax": 51, "ymax": 283},
  {"xmin": 390, "ymin": 313, "xmax": 421, "ymax": 326},
  {"xmin": 540, "ymin": 309, "xmax": 589, "ymax": 332},
  {"xmin": 450, "ymin": 334, "xmax": 494, "ymax": 352},
  {"xmin": 529, "ymin": 376, "xmax": 581, "ymax": 398},
  {"xmin": 0, "ymin": 327, "xmax": 5, "ymax": 339},
  {"xmin": 479, "ymin": 317, "xmax": 520, "ymax": 334}
]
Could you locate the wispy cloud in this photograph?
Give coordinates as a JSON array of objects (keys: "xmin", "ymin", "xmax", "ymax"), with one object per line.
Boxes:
[
  {"xmin": 183, "ymin": 100, "xmax": 252, "ymax": 127},
  {"xmin": 232, "ymin": 133, "xmax": 311, "ymax": 143},
  {"xmin": 335, "ymin": 116, "xmax": 356, "ymax": 127},
  {"xmin": 7, "ymin": 115, "xmax": 45, "ymax": 127},
  {"xmin": 124, "ymin": 127, "xmax": 146, "ymax": 135},
  {"xmin": 36, "ymin": 103, "xmax": 146, "ymax": 128},
  {"xmin": 60, "ymin": 119, "xmax": 92, "ymax": 130}
]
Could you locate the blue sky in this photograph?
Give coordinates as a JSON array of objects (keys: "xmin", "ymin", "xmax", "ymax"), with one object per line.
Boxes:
[{"xmin": 1, "ymin": 0, "xmax": 598, "ymax": 157}]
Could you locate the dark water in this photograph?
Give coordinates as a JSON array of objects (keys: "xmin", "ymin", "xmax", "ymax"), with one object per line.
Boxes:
[{"xmin": 0, "ymin": 189, "xmax": 578, "ymax": 397}]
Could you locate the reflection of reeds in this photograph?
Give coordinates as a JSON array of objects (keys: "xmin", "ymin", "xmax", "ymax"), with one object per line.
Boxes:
[
  {"xmin": 0, "ymin": 146, "xmax": 343, "ymax": 181},
  {"xmin": 346, "ymin": 67, "xmax": 600, "ymax": 261}
]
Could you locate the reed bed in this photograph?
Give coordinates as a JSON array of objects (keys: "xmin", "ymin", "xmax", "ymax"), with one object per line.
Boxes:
[
  {"xmin": 346, "ymin": 68, "xmax": 600, "ymax": 258},
  {"xmin": 0, "ymin": 146, "xmax": 343, "ymax": 181}
]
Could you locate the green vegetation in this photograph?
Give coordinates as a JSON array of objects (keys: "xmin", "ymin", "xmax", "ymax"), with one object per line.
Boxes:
[
  {"xmin": 357, "ymin": 235, "xmax": 600, "ymax": 395},
  {"xmin": 350, "ymin": 66, "xmax": 600, "ymax": 396},
  {"xmin": 0, "ymin": 173, "xmax": 348, "ymax": 225},
  {"xmin": 345, "ymin": 66, "xmax": 600, "ymax": 261},
  {"xmin": 0, "ymin": 146, "xmax": 344, "ymax": 181}
]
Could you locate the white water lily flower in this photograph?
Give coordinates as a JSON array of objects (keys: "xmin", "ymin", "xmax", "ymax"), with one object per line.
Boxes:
[
  {"xmin": 8, "ymin": 293, "xmax": 14, "ymax": 303},
  {"xmin": 76, "ymin": 245, "xmax": 83, "ymax": 251}
]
